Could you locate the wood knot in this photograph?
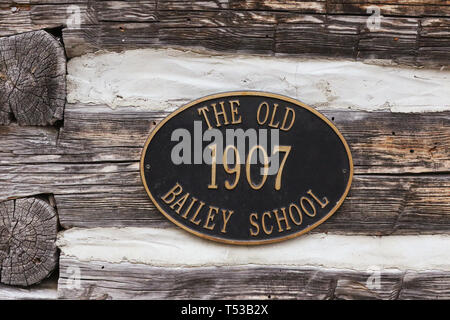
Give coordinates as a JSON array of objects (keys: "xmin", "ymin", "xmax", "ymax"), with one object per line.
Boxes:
[{"xmin": 0, "ymin": 197, "xmax": 58, "ymax": 286}]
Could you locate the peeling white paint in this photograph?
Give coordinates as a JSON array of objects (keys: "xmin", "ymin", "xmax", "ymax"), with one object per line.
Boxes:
[
  {"xmin": 67, "ymin": 48, "xmax": 450, "ymax": 112},
  {"xmin": 57, "ymin": 227, "xmax": 450, "ymax": 271}
]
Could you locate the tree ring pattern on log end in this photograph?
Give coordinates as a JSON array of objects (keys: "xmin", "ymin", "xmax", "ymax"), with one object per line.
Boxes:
[
  {"xmin": 0, "ymin": 30, "xmax": 66, "ymax": 126},
  {"xmin": 0, "ymin": 198, "xmax": 58, "ymax": 286}
]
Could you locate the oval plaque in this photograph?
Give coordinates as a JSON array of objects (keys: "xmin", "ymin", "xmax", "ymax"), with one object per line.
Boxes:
[{"xmin": 141, "ymin": 92, "xmax": 353, "ymax": 245}]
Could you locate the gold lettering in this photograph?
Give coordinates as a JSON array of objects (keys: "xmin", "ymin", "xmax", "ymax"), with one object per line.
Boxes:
[
  {"xmin": 300, "ymin": 196, "xmax": 316, "ymax": 217},
  {"xmin": 268, "ymin": 103, "xmax": 280, "ymax": 128},
  {"xmin": 288, "ymin": 203, "xmax": 302, "ymax": 226},
  {"xmin": 181, "ymin": 197, "xmax": 198, "ymax": 219},
  {"xmin": 273, "ymin": 208, "xmax": 291, "ymax": 232},
  {"xmin": 257, "ymin": 102, "xmax": 270, "ymax": 125},
  {"xmin": 262, "ymin": 211, "xmax": 273, "ymax": 235},
  {"xmin": 197, "ymin": 106, "xmax": 213, "ymax": 129},
  {"xmin": 190, "ymin": 201, "xmax": 205, "ymax": 225},
  {"xmin": 246, "ymin": 145, "xmax": 269, "ymax": 190},
  {"xmin": 161, "ymin": 183, "xmax": 183, "ymax": 204},
  {"xmin": 307, "ymin": 189, "xmax": 329, "ymax": 208},
  {"xmin": 211, "ymin": 101, "xmax": 230, "ymax": 127},
  {"xmin": 272, "ymin": 145, "xmax": 291, "ymax": 191},
  {"xmin": 280, "ymin": 107, "xmax": 295, "ymax": 131},
  {"xmin": 170, "ymin": 192, "xmax": 189, "ymax": 214},
  {"xmin": 203, "ymin": 206, "xmax": 219, "ymax": 230},
  {"xmin": 223, "ymin": 145, "xmax": 241, "ymax": 190},
  {"xmin": 221, "ymin": 209, "xmax": 234, "ymax": 233},
  {"xmin": 249, "ymin": 213, "xmax": 260, "ymax": 236},
  {"xmin": 208, "ymin": 144, "xmax": 218, "ymax": 189},
  {"xmin": 229, "ymin": 100, "xmax": 242, "ymax": 124}
]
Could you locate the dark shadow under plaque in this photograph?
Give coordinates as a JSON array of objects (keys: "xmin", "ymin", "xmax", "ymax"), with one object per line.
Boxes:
[{"xmin": 141, "ymin": 92, "xmax": 353, "ymax": 245}]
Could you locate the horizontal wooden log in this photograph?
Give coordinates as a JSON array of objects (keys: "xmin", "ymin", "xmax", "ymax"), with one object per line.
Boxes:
[
  {"xmin": 57, "ymin": 256, "xmax": 450, "ymax": 299},
  {"xmin": 0, "ymin": 104, "xmax": 447, "ymax": 233},
  {"xmin": 0, "ymin": 4, "xmax": 34, "ymax": 37},
  {"xmin": 159, "ymin": 26, "xmax": 275, "ymax": 53},
  {"xmin": 0, "ymin": 30, "xmax": 66, "ymax": 126},
  {"xmin": 96, "ymin": 1, "xmax": 157, "ymax": 22},
  {"xmin": 0, "ymin": 124, "xmax": 58, "ymax": 155},
  {"xmin": 229, "ymin": 0, "xmax": 327, "ymax": 12},
  {"xmin": 1, "ymin": 1, "xmax": 441, "ymax": 64},
  {"xmin": 158, "ymin": 9, "xmax": 325, "ymax": 28},
  {"xmin": 327, "ymin": 0, "xmax": 450, "ymax": 4},
  {"xmin": 64, "ymin": 18, "xmax": 449, "ymax": 65},
  {"xmin": 30, "ymin": 3, "xmax": 97, "ymax": 28},
  {"xmin": 61, "ymin": 27, "xmax": 100, "ymax": 59},
  {"xmin": 417, "ymin": 17, "xmax": 450, "ymax": 65},
  {"xmin": 158, "ymin": 0, "xmax": 230, "ymax": 11},
  {"xmin": 60, "ymin": 11, "xmax": 450, "ymax": 65},
  {"xmin": 275, "ymin": 23, "xmax": 359, "ymax": 57},
  {"xmin": 327, "ymin": 2, "xmax": 450, "ymax": 17},
  {"xmin": 0, "ymin": 197, "xmax": 58, "ymax": 286}
]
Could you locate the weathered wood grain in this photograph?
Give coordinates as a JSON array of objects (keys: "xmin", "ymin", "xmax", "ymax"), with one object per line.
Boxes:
[
  {"xmin": 57, "ymin": 256, "xmax": 450, "ymax": 299},
  {"xmin": 30, "ymin": 3, "xmax": 97, "ymax": 28},
  {"xmin": 158, "ymin": 0, "xmax": 230, "ymax": 10},
  {"xmin": 275, "ymin": 22, "xmax": 359, "ymax": 57},
  {"xmin": 0, "ymin": 0, "xmax": 447, "ymax": 300},
  {"xmin": 399, "ymin": 271, "xmax": 450, "ymax": 299},
  {"xmin": 61, "ymin": 11, "xmax": 449, "ymax": 65},
  {"xmin": 2, "ymin": 1, "xmax": 443, "ymax": 64},
  {"xmin": 229, "ymin": 0, "xmax": 327, "ymax": 12},
  {"xmin": 418, "ymin": 17, "xmax": 450, "ymax": 65},
  {"xmin": 327, "ymin": 1, "xmax": 450, "ymax": 17},
  {"xmin": 159, "ymin": 26, "xmax": 275, "ymax": 53},
  {"xmin": 96, "ymin": 1, "xmax": 157, "ymax": 22},
  {"xmin": 0, "ymin": 4, "xmax": 33, "ymax": 37},
  {"xmin": 158, "ymin": 9, "xmax": 324, "ymax": 28},
  {"xmin": 0, "ymin": 30, "xmax": 66, "ymax": 126},
  {"xmin": 62, "ymin": 27, "xmax": 100, "ymax": 58},
  {"xmin": 0, "ymin": 123, "xmax": 58, "ymax": 158},
  {"xmin": 0, "ymin": 197, "xmax": 58, "ymax": 286}
]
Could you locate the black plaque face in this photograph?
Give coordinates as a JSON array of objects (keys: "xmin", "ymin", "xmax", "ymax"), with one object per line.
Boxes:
[{"xmin": 141, "ymin": 92, "xmax": 353, "ymax": 245}]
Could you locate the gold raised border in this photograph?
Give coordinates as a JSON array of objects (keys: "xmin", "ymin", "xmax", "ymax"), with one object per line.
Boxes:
[{"xmin": 140, "ymin": 91, "xmax": 354, "ymax": 245}]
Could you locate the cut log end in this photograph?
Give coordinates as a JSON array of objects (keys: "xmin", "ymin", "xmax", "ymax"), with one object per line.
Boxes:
[
  {"xmin": 0, "ymin": 30, "xmax": 66, "ymax": 126},
  {"xmin": 0, "ymin": 197, "xmax": 58, "ymax": 286}
]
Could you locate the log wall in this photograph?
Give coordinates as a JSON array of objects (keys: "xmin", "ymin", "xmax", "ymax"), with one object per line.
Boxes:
[
  {"xmin": 0, "ymin": 0, "xmax": 449, "ymax": 299},
  {"xmin": 0, "ymin": 0, "xmax": 449, "ymax": 66}
]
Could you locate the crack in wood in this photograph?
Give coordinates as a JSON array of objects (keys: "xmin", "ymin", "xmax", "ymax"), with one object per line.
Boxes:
[
  {"xmin": 0, "ymin": 196, "xmax": 58, "ymax": 286},
  {"xmin": 0, "ymin": 30, "xmax": 66, "ymax": 126}
]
